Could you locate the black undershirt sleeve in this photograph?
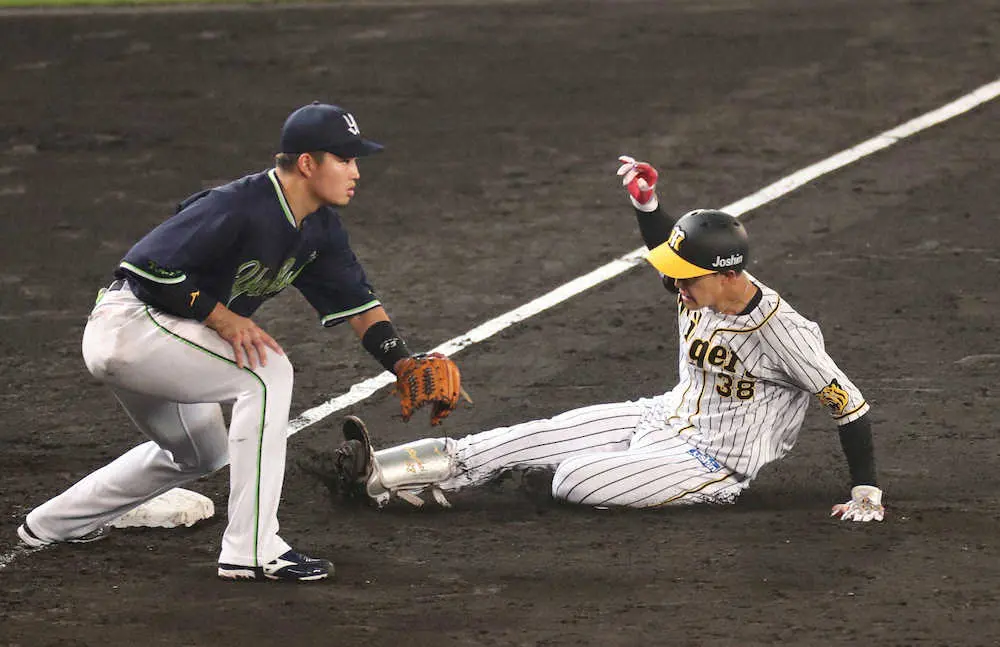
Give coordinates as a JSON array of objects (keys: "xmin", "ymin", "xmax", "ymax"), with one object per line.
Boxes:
[
  {"xmin": 634, "ymin": 205, "xmax": 680, "ymax": 293},
  {"xmin": 634, "ymin": 205, "xmax": 677, "ymax": 250},
  {"xmin": 838, "ymin": 413, "xmax": 878, "ymax": 487}
]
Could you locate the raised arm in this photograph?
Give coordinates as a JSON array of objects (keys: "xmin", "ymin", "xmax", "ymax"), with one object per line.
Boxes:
[
  {"xmin": 616, "ymin": 155, "xmax": 680, "ymax": 293},
  {"xmin": 616, "ymin": 155, "xmax": 677, "ymax": 249}
]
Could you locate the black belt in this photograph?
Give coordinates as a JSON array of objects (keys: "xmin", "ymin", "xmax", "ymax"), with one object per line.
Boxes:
[{"xmin": 107, "ymin": 279, "xmax": 128, "ymax": 292}]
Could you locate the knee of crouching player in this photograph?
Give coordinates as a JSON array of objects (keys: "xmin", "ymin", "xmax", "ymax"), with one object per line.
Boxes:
[{"xmin": 244, "ymin": 351, "xmax": 294, "ymax": 394}]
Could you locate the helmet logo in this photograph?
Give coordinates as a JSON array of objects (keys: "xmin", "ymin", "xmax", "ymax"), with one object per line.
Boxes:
[
  {"xmin": 711, "ymin": 253, "xmax": 744, "ymax": 268},
  {"xmin": 667, "ymin": 228, "xmax": 686, "ymax": 253}
]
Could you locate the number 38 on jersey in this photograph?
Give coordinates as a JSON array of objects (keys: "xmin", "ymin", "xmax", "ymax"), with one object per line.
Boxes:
[{"xmin": 688, "ymin": 338, "xmax": 757, "ymax": 400}]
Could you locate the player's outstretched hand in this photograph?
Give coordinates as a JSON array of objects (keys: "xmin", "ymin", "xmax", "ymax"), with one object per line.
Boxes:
[
  {"xmin": 205, "ymin": 304, "xmax": 284, "ymax": 370},
  {"xmin": 616, "ymin": 155, "xmax": 659, "ymax": 212},
  {"xmin": 831, "ymin": 485, "xmax": 885, "ymax": 522}
]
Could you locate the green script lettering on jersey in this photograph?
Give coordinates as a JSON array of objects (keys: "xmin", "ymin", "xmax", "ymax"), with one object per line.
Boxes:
[{"xmin": 228, "ymin": 253, "xmax": 316, "ymax": 305}]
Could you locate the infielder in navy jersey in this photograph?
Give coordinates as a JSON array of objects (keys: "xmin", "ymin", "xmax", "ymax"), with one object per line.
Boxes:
[
  {"xmin": 17, "ymin": 103, "xmax": 433, "ymax": 581},
  {"xmin": 330, "ymin": 156, "xmax": 885, "ymax": 524}
]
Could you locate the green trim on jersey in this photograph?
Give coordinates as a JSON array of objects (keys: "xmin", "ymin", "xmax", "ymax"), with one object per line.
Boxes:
[
  {"xmin": 266, "ymin": 168, "xmax": 298, "ymax": 230},
  {"xmin": 120, "ymin": 261, "xmax": 187, "ymax": 284},
  {"xmin": 142, "ymin": 306, "xmax": 268, "ymax": 568},
  {"xmin": 320, "ymin": 298, "xmax": 381, "ymax": 326}
]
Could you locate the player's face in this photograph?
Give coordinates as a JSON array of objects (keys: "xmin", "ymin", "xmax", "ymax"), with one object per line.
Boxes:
[
  {"xmin": 308, "ymin": 153, "xmax": 360, "ymax": 206},
  {"xmin": 675, "ymin": 273, "xmax": 724, "ymax": 310}
]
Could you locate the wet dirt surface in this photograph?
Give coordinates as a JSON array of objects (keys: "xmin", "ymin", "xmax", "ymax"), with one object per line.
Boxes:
[{"xmin": 1, "ymin": 1, "xmax": 999, "ymax": 645}]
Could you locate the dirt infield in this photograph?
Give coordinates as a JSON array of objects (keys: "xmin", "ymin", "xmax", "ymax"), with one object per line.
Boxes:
[{"xmin": 2, "ymin": 1, "xmax": 999, "ymax": 645}]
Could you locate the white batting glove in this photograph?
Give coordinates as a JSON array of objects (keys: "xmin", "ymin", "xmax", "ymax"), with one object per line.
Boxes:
[
  {"xmin": 831, "ymin": 485, "xmax": 885, "ymax": 522},
  {"xmin": 616, "ymin": 155, "xmax": 659, "ymax": 212}
]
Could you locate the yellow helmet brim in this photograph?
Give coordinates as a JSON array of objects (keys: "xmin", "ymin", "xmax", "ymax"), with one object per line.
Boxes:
[{"xmin": 646, "ymin": 241, "xmax": 715, "ymax": 279}]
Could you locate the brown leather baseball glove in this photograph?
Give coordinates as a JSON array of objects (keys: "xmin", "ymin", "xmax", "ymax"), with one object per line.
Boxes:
[{"xmin": 395, "ymin": 352, "xmax": 468, "ymax": 426}]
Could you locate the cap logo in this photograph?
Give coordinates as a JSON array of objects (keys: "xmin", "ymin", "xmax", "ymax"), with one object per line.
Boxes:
[
  {"xmin": 343, "ymin": 113, "xmax": 360, "ymax": 136},
  {"xmin": 667, "ymin": 228, "xmax": 686, "ymax": 253}
]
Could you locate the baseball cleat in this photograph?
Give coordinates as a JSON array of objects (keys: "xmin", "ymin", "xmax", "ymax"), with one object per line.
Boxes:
[
  {"xmin": 340, "ymin": 415, "xmax": 376, "ymax": 500},
  {"xmin": 342, "ymin": 415, "xmax": 372, "ymax": 448},
  {"xmin": 16, "ymin": 521, "xmax": 111, "ymax": 548},
  {"xmin": 218, "ymin": 550, "xmax": 334, "ymax": 582}
]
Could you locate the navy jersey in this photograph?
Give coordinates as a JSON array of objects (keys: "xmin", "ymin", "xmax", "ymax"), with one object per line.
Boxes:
[{"xmin": 116, "ymin": 169, "xmax": 380, "ymax": 325}]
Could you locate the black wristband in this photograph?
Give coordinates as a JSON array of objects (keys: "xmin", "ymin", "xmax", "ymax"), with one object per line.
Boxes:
[
  {"xmin": 838, "ymin": 414, "xmax": 878, "ymax": 487},
  {"xmin": 362, "ymin": 320, "xmax": 412, "ymax": 373}
]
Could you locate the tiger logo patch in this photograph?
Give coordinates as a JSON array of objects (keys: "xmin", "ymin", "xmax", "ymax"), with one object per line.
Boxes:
[{"xmin": 817, "ymin": 379, "xmax": 850, "ymax": 414}]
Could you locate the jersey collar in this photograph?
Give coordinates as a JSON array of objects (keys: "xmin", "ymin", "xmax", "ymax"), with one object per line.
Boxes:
[
  {"xmin": 736, "ymin": 284, "xmax": 763, "ymax": 316},
  {"xmin": 267, "ymin": 168, "xmax": 299, "ymax": 230}
]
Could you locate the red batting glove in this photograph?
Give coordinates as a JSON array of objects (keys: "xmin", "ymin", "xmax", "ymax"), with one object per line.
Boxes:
[{"xmin": 616, "ymin": 155, "xmax": 659, "ymax": 211}]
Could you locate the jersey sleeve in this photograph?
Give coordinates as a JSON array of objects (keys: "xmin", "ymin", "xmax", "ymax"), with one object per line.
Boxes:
[
  {"xmin": 293, "ymin": 219, "xmax": 381, "ymax": 327},
  {"xmin": 118, "ymin": 192, "xmax": 241, "ymax": 320},
  {"xmin": 761, "ymin": 316, "xmax": 869, "ymax": 425}
]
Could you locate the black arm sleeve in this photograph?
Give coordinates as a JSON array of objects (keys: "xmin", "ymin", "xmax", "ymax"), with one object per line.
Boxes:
[
  {"xmin": 634, "ymin": 205, "xmax": 680, "ymax": 293},
  {"xmin": 634, "ymin": 205, "xmax": 677, "ymax": 250},
  {"xmin": 838, "ymin": 413, "xmax": 878, "ymax": 487}
]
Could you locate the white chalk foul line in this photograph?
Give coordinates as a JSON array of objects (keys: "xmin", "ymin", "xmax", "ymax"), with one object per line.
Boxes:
[
  {"xmin": 5, "ymin": 78, "xmax": 998, "ymax": 571},
  {"xmin": 287, "ymin": 76, "xmax": 1000, "ymax": 438}
]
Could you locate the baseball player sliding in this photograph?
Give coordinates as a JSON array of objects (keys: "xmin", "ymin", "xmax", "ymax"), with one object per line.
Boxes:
[
  {"xmin": 319, "ymin": 156, "xmax": 885, "ymax": 522},
  {"xmin": 16, "ymin": 102, "xmax": 463, "ymax": 582}
]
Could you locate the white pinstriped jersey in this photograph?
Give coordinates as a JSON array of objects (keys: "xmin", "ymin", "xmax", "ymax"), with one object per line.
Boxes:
[{"xmin": 663, "ymin": 273, "xmax": 868, "ymax": 478}]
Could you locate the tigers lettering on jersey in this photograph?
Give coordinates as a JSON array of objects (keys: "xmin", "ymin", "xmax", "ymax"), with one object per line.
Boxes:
[
  {"xmin": 688, "ymin": 338, "xmax": 741, "ymax": 373},
  {"xmin": 686, "ymin": 337, "xmax": 758, "ymax": 400}
]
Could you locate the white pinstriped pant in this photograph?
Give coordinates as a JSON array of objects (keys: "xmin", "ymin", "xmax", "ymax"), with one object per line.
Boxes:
[{"xmin": 439, "ymin": 398, "xmax": 748, "ymax": 508}]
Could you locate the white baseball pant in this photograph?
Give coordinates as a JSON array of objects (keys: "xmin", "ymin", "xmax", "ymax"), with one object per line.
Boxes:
[
  {"xmin": 25, "ymin": 286, "xmax": 293, "ymax": 567},
  {"xmin": 439, "ymin": 399, "xmax": 748, "ymax": 507}
]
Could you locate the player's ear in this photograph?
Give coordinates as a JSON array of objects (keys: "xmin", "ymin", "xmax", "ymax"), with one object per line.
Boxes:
[{"xmin": 296, "ymin": 152, "xmax": 318, "ymax": 177}]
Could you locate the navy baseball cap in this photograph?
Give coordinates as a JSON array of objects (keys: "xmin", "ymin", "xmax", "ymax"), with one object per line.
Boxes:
[{"xmin": 279, "ymin": 102, "xmax": 384, "ymax": 158}]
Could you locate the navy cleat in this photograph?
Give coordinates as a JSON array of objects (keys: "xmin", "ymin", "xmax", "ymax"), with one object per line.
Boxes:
[
  {"xmin": 17, "ymin": 521, "xmax": 110, "ymax": 548},
  {"xmin": 218, "ymin": 550, "xmax": 333, "ymax": 582}
]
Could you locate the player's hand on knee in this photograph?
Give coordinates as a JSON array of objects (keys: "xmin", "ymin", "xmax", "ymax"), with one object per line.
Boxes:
[
  {"xmin": 616, "ymin": 155, "xmax": 659, "ymax": 212},
  {"xmin": 831, "ymin": 485, "xmax": 884, "ymax": 522},
  {"xmin": 235, "ymin": 326, "xmax": 283, "ymax": 370},
  {"xmin": 205, "ymin": 304, "xmax": 284, "ymax": 369}
]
